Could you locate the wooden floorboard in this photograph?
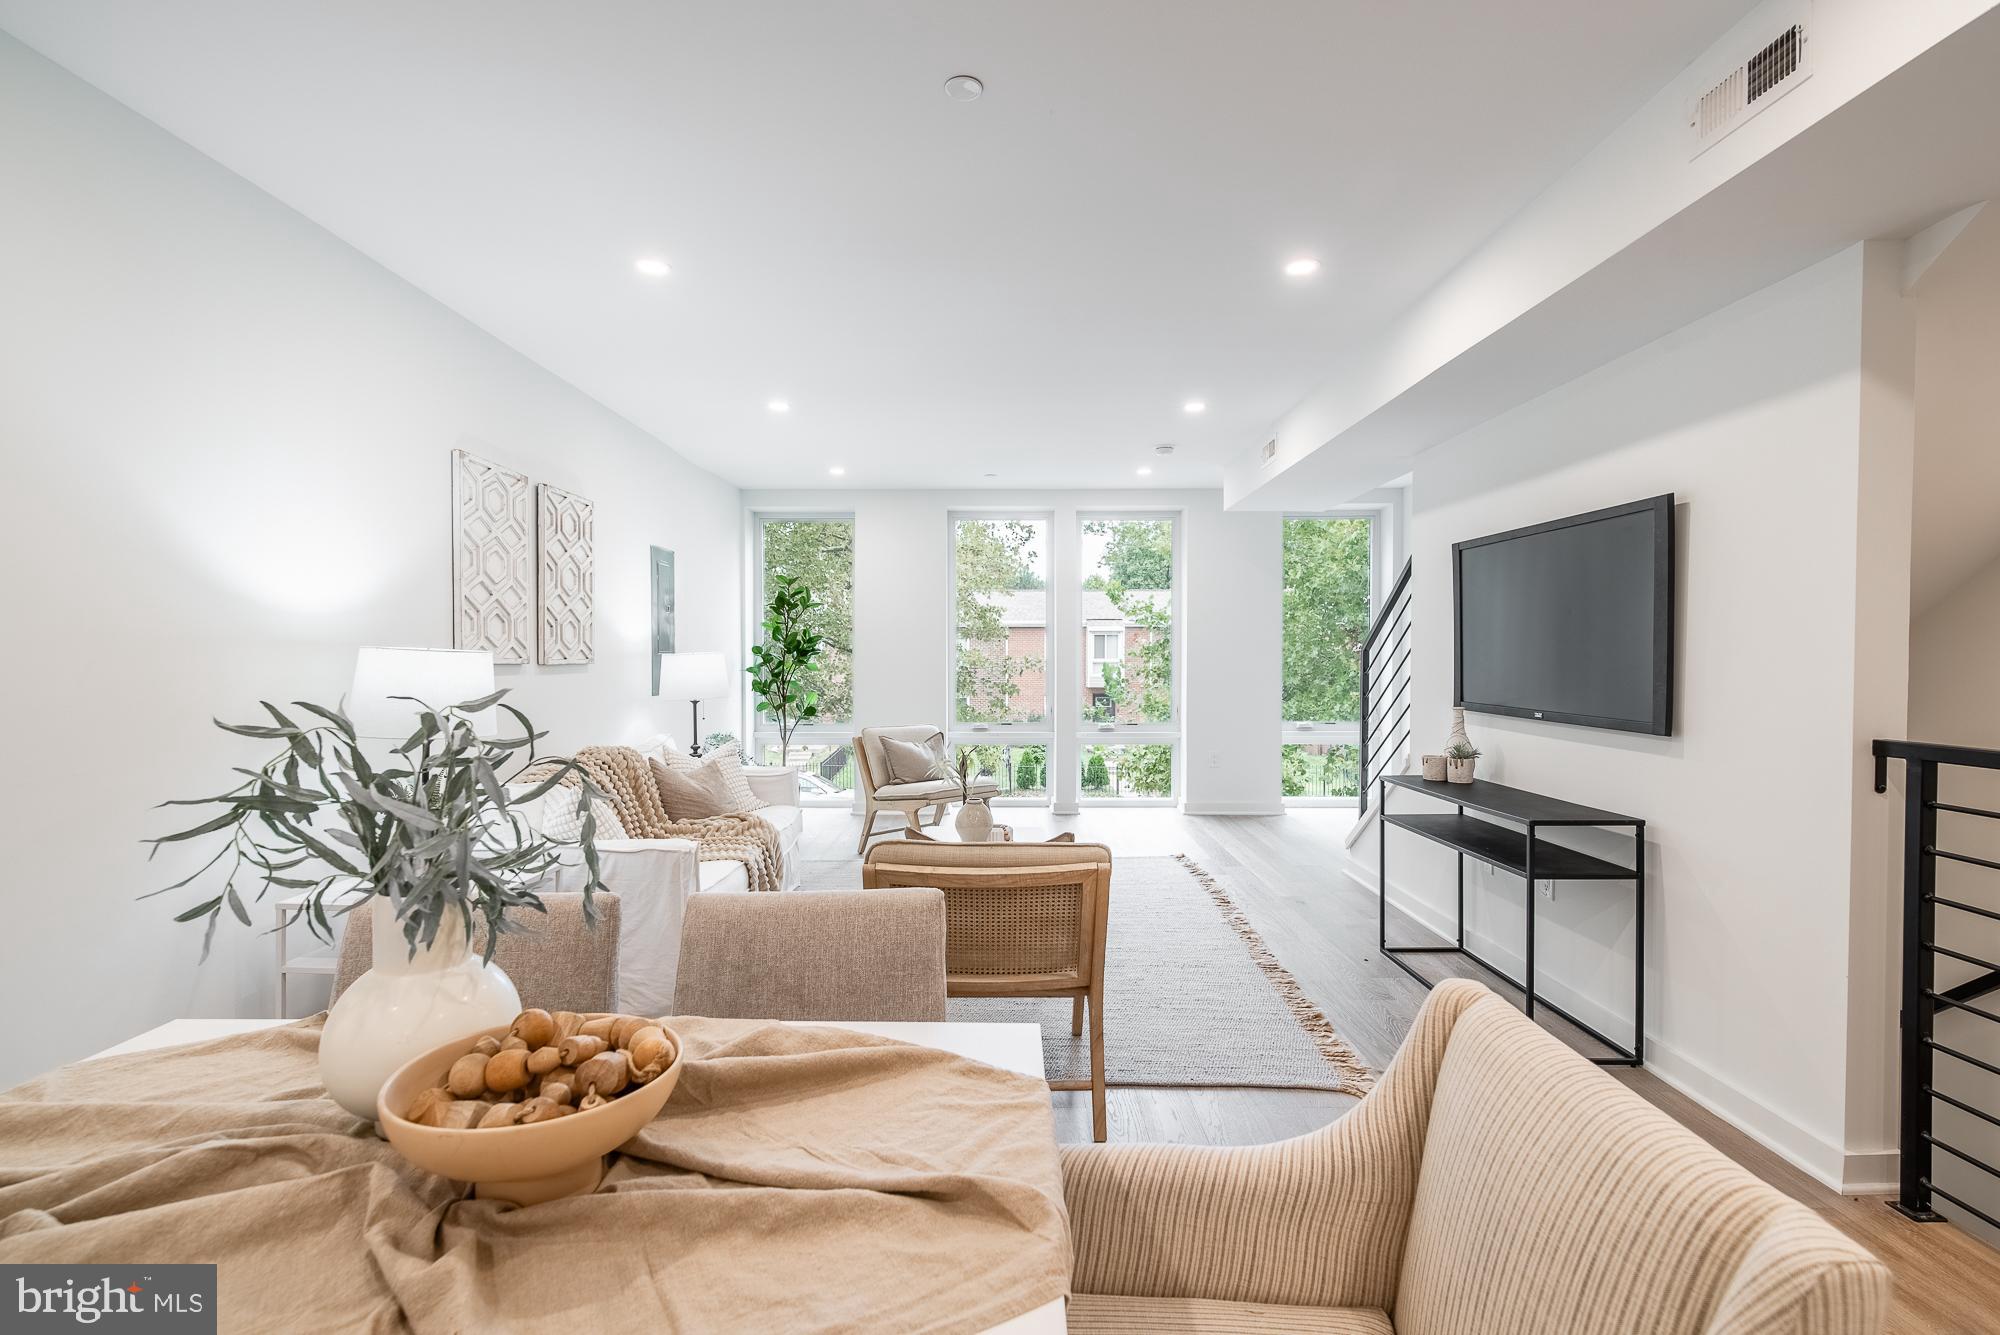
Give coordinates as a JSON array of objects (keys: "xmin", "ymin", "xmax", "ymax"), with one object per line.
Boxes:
[{"xmin": 802, "ymin": 805, "xmax": 2000, "ymax": 1333}]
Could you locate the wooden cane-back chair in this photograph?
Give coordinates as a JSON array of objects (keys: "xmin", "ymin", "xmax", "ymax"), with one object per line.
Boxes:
[{"xmin": 862, "ymin": 839, "xmax": 1113, "ymax": 1140}]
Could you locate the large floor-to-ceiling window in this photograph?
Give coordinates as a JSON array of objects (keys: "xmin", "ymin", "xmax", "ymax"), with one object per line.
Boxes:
[
  {"xmin": 752, "ymin": 514, "xmax": 855, "ymax": 804},
  {"xmin": 949, "ymin": 514, "xmax": 1052, "ymax": 803},
  {"xmin": 1078, "ymin": 513, "xmax": 1178, "ymax": 802},
  {"xmin": 1280, "ymin": 513, "xmax": 1376, "ymax": 804}
]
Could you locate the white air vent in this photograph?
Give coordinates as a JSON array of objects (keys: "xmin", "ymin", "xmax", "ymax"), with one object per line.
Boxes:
[
  {"xmin": 1261, "ymin": 439, "xmax": 1278, "ymax": 465},
  {"xmin": 1689, "ymin": 12, "xmax": 1811, "ymax": 156}
]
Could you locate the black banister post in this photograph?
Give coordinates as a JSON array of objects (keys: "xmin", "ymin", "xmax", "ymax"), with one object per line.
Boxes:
[{"xmin": 1893, "ymin": 757, "xmax": 1945, "ymax": 1221}]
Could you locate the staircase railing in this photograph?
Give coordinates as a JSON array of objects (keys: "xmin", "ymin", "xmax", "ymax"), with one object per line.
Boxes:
[
  {"xmin": 1874, "ymin": 738, "xmax": 2000, "ymax": 1231},
  {"xmin": 1357, "ymin": 558, "xmax": 1414, "ymax": 819}
]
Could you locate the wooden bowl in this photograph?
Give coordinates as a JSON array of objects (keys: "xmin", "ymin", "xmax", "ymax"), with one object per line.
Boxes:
[{"xmin": 376, "ymin": 1018, "xmax": 681, "ymax": 1206}]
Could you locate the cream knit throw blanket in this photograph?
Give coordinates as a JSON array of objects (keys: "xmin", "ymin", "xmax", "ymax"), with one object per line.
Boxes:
[{"xmin": 524, "ymin": 745, "xmax": 784, "ymax": 893}]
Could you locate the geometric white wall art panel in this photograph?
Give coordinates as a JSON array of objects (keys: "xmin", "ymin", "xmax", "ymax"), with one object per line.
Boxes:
[
  {"xmin": 450, "ymin": 449, "xmax": 534, "ymax": 665},
  {"xmin": 535, "ymin": 481, "xmax": 595, "ymax": 665}
]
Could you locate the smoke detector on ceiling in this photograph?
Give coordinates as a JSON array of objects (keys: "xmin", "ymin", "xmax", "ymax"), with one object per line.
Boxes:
[
  {"xmin": 1689, "ymin": 7, "xmax": 1812, "ymax": 157},
  {"xmin": 943, "ymin": 75, "xmax": 984, "ymax": 102}
]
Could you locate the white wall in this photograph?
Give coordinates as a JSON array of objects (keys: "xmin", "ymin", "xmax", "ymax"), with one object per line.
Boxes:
[
  {"xmin": 1903, "ymin": 209, "xmax": 2000, "ymax": 1240},
  {"xmin": 741, "ymin": 489, "xmax": 1283, "ymax": 815},
  {"xmin": 0, "ymin": 35, "xmax": 741, "ymax": 1087},
  {"xmin": 1349, "ymin": 245, "xmax": 1914, "ymax": 1191},
  {"xmin": 1910, "ymin": 206, "xmax": 2000, "ymax": 612}
]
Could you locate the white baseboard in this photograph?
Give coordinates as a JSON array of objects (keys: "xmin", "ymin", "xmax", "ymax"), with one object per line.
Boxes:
[
  {"xmin": 1181, "ymin": 801, "xmax": 1285, "ymax": 816},
  {"xmin": 1644, "ymin": 1038, "xmax": 1897, "ymax": 1194},
  {"xmin": 1348, "ymin": 852, "xmax": 1896, "ymax": 1196}
]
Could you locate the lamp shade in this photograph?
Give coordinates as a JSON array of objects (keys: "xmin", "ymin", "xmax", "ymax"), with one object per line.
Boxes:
[
  {"xmin": 657, "ymin": 650, "xmax": 728, "ymax": 701},
  {"xmin": 350, "ymin": 646, "xmax": 497, "ymax": 740}
]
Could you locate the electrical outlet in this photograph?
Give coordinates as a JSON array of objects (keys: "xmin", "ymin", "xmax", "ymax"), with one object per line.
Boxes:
[
  {"xmin": 1207, "ymin": 751, "xmax": 1222, "ymax": 769},
  {"xmin": 1538, "ymin": 880, "xmax": 1555, "ymax": 901}
]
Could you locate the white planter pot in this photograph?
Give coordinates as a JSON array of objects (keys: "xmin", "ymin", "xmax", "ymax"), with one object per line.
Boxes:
[
  {"xmin": 319, "ymin": 896, "xmax": 521, "ymax": 1120},
  {"xmin": 955, "ymin": 797, "xmax": 994, "ymax": 841}
]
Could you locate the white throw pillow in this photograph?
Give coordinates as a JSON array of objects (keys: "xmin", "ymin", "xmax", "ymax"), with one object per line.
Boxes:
[
  {"xmin": 536, "ymin": 787, "xmax": 629, "ymax": 841},
  {"xmin": 656, "ymin": 742, "xmax": 765, "ymax": 812}
]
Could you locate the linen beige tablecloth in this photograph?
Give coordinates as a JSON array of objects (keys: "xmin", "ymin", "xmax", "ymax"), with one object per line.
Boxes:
[{"xmin": 0, "ymin": 1018, "xmax": 1071, "ymax": 1334}]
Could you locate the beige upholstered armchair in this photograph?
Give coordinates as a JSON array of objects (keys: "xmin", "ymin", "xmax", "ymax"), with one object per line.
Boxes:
[
  {"xmin": 863, "ymin": 839, "xmax": 1112, "ymax": 1140},
  {"xmin": 672, "ymin": 888, "xmax": 948, "ymax": 1021},
  {"xmin": 851, "ymin": 725, "xmax": 1000, "ymax": 853},
  {"xmin": 1059, "ymin": 978, "xmax": 1890, "ymax": 1335}
]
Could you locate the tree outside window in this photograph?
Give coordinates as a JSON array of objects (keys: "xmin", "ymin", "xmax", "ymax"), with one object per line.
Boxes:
[
  {"xmin": 1281, "ymin": 517, "xmax": 1372, "ymax": 724},
  {"xmin": 954, "ymin": 518, "xmax": 1047, "ymax": 723},
  {"xmin": 1280, "ymin": 516, "xmax": 1374, "ymax": 800}
]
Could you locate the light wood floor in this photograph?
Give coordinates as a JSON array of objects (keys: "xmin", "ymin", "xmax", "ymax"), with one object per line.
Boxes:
[{"xmin": 800, "ymin": 804, "xmax": 2000, "ymax": 1334}]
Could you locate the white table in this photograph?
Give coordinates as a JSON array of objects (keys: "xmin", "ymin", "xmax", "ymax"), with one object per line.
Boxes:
[{"xmin": 90, "ymin": 1018, "xmax": 1063, "ymax": 1334}]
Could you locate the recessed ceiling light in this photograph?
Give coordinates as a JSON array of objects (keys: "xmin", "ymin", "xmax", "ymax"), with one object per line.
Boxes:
[
  {"xmin": 1284, "ymin": 257, "xmax": 1321, "ymax": 278},
  {"xmin": 943, "ymin": 74, "xmax": 984, "ymax": 102},
  {"xmin": 983, "ymin": 472, "xmax": 999, "ymax": 479},
  {"xmin": 828, "ymin": 466, "xmax": 846, "ymax": 476},
  {"xmin": 1136, "ymin": 466, "xmax": 1153, "ymax": 476},
  {"xmin": 634, "ymin": 256, "xmax": 671, "ymax": 278},
  {"xmin": 1183, "ymin": 400, "xmax": 1206, "ymax": 415},
  {"xmin": 766, "ymin": 399, "xmax": 790, "ymax": 414}
]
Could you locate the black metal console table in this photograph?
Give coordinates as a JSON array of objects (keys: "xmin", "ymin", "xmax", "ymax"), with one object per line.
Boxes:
[{"xmin": 1377, "ymin": 773, "xmax": 1645, "ymax": 1065}]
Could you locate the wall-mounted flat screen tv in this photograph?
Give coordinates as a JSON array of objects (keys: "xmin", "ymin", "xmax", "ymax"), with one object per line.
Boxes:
[{"xmin": 1453, "ymin": 493, "xmax": 1675, "ymax": 736}]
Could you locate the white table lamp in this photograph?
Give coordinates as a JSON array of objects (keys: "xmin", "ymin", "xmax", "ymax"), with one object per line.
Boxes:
[
  {"xmin": 657, "ymin": 651, "xmax": 729, "ymax": 755},
  {"xmin": 350, "ymin": 647, "xmax": 498, "ymax": 741}
]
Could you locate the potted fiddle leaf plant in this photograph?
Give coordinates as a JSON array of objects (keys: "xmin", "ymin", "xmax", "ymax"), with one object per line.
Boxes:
[
  {"xmin": 747, "ymin": 573, "xmax": 826, "ymax": 765},
  {"xmin": 148, "ymin": 688, "xmax": 607, "ymax": 1119}
]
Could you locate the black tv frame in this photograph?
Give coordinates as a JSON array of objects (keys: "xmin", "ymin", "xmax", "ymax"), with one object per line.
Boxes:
[{"xmin": 1452, "ymin": 493, "xmax": 1675, "ymax": 737}]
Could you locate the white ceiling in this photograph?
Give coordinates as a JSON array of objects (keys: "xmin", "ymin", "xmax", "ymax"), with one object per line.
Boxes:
[{"xmin": 0, "ymin": 0, "xmax": 1756, "ymax": 490}]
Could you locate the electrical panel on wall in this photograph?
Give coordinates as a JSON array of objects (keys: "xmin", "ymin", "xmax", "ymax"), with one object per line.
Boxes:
[{"xmin": 1688, "ymin": 4, "xmax": 1813, "ymax": 158}]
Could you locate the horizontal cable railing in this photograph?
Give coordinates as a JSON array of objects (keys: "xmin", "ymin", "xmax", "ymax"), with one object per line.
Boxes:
[
  {"xmin": 1873, "ymin": 738, "xmax": 2000, "ymax": 1234},
  {"xmin": 1358, "ymin": 559, "xmax": 1413, "ymax": 819}
]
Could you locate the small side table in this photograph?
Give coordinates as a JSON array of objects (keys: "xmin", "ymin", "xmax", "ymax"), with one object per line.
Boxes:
[{"xmin": 272, "ymin": 894, "xmax": 337, "ymax": 1017}]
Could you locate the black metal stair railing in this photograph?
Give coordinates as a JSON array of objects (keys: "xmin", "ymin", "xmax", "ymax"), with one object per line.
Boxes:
[
  {"xmin": 1873, "ymin": 739, "xmax": 2000, "ymax": 1231},
  {"xmin": 1357, "ymin": 558, "xmax": 1413, "ymax": 818}
]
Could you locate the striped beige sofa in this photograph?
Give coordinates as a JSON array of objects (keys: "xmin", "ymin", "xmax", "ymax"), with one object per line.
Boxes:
[{"xmin": 1060, "ymin": 979, "xmax": 1890, "ymax": 1335}]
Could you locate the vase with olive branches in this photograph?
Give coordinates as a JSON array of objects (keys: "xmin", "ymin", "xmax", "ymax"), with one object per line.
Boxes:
[{"xmin": 149, "ymin": 687, "xmax": 608, "ymax": 1117}]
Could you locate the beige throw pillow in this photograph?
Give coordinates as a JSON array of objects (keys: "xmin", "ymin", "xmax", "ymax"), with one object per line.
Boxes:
[
  {"xmin": 655, "ymin": 742, "xmax": 765, "ymax": 811},
  {"xmin": 650, "ymin": 756, "xmax": 739, "ymax": 821},
  {"xmin": 882, "ymin": 735, "xmax": 949, "ymax": 786}
]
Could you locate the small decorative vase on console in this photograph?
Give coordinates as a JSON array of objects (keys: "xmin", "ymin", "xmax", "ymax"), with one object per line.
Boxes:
[
  {"xmin": 1445, "ymin": 756, "xmax": 1477, "ymax": 784},
  {"xmin": 1446, "ymin": 708, "xmax": 1473, "ymax": 755},
  {"xmin": 319, "ymin": 896, "xmax": 522, "ymax": 1121},
  {"xmin": 955, "ymin": 797, "xmax": 995, "ymax": 841}
]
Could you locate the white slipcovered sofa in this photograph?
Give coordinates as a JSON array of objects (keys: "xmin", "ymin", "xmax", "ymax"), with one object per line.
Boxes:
[{"xmin": 506, "ymin": 737, "xmax": 804, "ymax": 1015}]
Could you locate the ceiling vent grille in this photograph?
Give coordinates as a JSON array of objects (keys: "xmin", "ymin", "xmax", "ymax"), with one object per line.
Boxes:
[
  {"xmin": 1690, "ymin": 15, "xmax": 1811, "ymax": 156},
  {"xmin": 1261, "ymin": 439, "xmax": 1278, "ymax": 465}
]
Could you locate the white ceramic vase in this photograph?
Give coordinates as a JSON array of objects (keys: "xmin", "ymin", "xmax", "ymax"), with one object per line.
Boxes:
[
  {"xmin": 1446, "ymin": 708, "xmax": 1473, "ymax": 755},
  {"xmin": 319, "ymin": 895, "xmax": 521, "ymax": 1120},
  {"xmin": 955, "ymin": 797, "xmax": 994, "ymax": 841}
]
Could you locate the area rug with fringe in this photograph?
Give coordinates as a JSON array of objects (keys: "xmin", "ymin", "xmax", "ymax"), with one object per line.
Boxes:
[{"xmin": 803, "ymin": 853, "xmax": 1372, "ymax": 1094}]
